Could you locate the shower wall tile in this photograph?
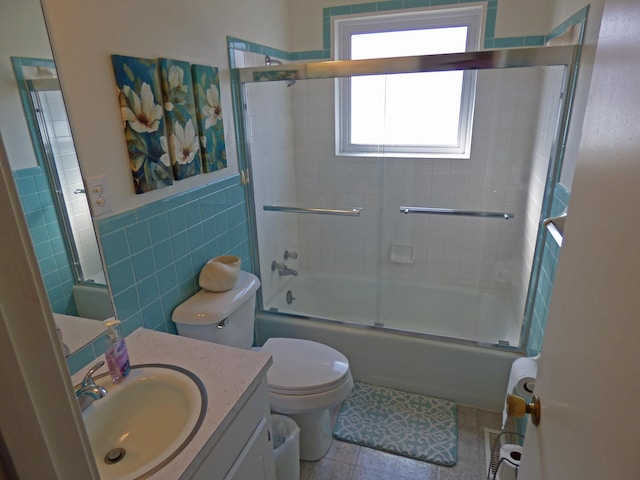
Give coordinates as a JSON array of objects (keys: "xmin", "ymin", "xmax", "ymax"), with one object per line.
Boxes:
[
  {"xmin": 38, "ymin": 90, "xmax": 104, "ymax": 283},
  {"xmin": 287, "ymin": 68, "xmax": 544, "ymax": 298},
  {"xmin": 525, "ymin": 183, "xmax": 569, "ymax": 356},
  {"xmin": 514, "ymin": 66, "xmax": 566, "ymax": 334}
]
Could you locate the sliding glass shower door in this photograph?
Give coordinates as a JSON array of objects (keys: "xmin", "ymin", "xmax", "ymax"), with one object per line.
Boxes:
[{"xmin": 236, "ymin": 47, "xmax": 575, "ymax": 349}]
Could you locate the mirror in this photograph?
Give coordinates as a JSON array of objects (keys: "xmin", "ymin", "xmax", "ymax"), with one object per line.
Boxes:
[{"xmin": 1, "ymin": 0, "xmax": 114, "ymax": 354}]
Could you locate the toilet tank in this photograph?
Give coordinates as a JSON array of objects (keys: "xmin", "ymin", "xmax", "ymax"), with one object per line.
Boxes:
[{"xmin": 172, "ymin": 271, "xmax": 260, "ymax": 349}]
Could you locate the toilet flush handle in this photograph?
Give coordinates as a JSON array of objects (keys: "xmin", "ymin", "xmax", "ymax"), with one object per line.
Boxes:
[{"xmin": 217, "ymin": 318, "xmax": 229, "ymax": 329}]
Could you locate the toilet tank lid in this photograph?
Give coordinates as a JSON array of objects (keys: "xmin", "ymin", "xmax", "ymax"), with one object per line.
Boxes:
[{"xmin": 172, "ymin": 271, "xmax": 260, "ymax": 325}]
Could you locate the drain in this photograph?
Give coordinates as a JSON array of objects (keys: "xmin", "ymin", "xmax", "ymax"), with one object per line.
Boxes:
[{"xmin": 104, "ymin": 448, "xmax": 126, "ymax": 464}]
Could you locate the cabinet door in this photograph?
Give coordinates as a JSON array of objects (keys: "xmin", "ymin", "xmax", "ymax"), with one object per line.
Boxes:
[{"xmin": 225, "ymin": 416, "xmax": 275, "ymax": 480}]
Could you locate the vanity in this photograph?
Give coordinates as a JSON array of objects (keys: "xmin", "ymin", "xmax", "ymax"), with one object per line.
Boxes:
[{"xmin": 71, "ymin": 328, "xmax": 276, "ymax": 480}]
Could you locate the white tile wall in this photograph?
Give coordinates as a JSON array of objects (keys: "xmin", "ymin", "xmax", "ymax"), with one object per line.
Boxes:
[
  {"xmin": 39, "ymin": 89, "xmax": 104, "ymax": 283},
  {"xmin": 242, "ymin": 52, "xmax": 299, "ymax": 305},
  {"xmin": 292, "ymin": 68, "xmax": 546, "ymax": 289}
]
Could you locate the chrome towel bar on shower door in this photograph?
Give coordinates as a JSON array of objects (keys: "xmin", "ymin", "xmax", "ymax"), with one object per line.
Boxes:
[
  {"xmin": 263, "ymin": 205, "xmax": 362, "ymax": 217},
  {"xmin": 543, "ymin": 212, "xmax": 567, "ymax": 246},
  {"xmin": 400, "ymin": 206, "xmax": 514, "ymax": 220}
]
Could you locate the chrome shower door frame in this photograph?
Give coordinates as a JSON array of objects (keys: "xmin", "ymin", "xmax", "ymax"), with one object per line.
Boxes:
[{"xmin": 232, "ymin": 44, "xmax": 580, "ymax": 352}]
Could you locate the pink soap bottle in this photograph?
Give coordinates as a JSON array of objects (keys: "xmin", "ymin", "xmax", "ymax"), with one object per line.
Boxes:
[{"xmin": 103, "ymin": 319, "xmax": 130, "ymax": 383}]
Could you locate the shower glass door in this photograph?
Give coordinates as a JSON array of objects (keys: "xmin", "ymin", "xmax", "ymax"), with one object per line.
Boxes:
[
  {"xmin": 235, "ymin": 47, "xmax": 575, "ymax": 349},
  {"xmin": 377, "ymin": 64, "xmax": 569, "ymax": 346},
  {"xmin": 243, "ymin": 75, "xmax": 383, "ymax": 322},
  {"xmin": 27, "ymin": 81, "xmax": 107, "ymax": 285}
]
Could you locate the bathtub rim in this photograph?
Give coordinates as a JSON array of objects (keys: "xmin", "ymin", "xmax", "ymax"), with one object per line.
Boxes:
[
  {"xmin": 259, "ymin": 307, "xmax": 524, "ymax": 353},
  {"xmin": 261, "ymin": 270, "xmax": 523, "ymax": 351}
]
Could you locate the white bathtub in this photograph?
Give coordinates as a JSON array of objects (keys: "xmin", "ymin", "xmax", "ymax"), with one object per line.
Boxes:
[{"xmin": 257, "ymin": 272, "xmax": 522, "ymax": 410}]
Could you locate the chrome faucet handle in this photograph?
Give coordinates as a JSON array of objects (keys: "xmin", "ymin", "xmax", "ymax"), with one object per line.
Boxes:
[
  {"xmin": 76, "ymin": 384, "xmax": 108, "ymax": 400},
  {"xmin": 81, "ymin": 360, "xmax": 105, "ymax": 387},
  {"xmin": 75, "ymin": 384, "xmax": 108, "ymax": 411},
  {"xmin": 284, "ymin": 250, "xmax": 298, "ymax": 260}
]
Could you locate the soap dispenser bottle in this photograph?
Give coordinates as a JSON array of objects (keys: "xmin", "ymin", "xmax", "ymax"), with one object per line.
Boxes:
[{"xmin": 103, "ymin": 319, "xmax": 130, "ymax": 383}]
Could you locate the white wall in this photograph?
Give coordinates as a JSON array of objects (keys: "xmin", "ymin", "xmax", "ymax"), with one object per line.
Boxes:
[
  {"xmin": 40, "ymin": 0, "xmax": 289, "ymax": 217},
  {"xmin": 0, "ymin": 0, "xmax": 53, "ymax": 170}
]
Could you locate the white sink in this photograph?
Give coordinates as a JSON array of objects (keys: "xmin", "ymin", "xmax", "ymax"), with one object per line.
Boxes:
[{"xmin": 81, "ymin": 364, "xmax": 207, "ymax": 480}]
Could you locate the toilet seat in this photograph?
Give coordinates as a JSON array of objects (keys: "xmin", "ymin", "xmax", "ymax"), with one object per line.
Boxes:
[
  {"xmin": 261, "ymin": 338, "xmax": 350, "ymax": 396},
  {"xmin": 261, "ymin": 338, "xmax": 354, "ymax": 460}
]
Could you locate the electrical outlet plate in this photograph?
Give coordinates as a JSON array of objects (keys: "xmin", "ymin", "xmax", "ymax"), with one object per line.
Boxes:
[{"xmin": 85, "ymin": 174, "xmax": 113, "ymax": 215}]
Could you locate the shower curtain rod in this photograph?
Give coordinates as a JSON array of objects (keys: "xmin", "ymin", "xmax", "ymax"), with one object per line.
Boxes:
[{"xmin": 236, "ymin": 45, "xmax": 577, "ymax": 84}]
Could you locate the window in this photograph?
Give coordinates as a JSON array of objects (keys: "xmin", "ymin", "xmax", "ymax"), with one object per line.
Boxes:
[{"xmin": 335, "ymin": 7, "xmax": 483, "ymax": 158}]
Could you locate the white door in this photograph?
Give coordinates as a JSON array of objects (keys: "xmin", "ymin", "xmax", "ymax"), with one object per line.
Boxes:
[{"xmin": 520, "ymin": 0, "xmax": 640, "ymax": 478}]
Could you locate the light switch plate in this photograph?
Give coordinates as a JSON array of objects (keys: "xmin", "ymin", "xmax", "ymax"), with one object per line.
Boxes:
[{"xmin": 85, "ymin": 174, "xmax": 113, "ymax": 215}]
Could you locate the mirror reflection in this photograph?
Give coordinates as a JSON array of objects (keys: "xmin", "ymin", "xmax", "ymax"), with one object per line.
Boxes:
[{"xmin": 2, "ymin": 0, "xmax": 114, "ymax": 353}]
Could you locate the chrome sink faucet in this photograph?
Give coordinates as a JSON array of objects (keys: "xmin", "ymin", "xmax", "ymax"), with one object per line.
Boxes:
[
  {"xmin": 75, "ymin": 360, "xmax": 108, "ymax": 411},
  {"xmin": 271, "ymin": 260, "xmax": 298, "ymax": 276}
]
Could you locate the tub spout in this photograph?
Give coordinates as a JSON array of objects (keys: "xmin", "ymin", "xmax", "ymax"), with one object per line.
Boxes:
[
  {"xmin": 280, "ymin": 266, "xmax": 298, "ymax": 276},
  {"xmin": 271, "ymin": 261, "xmax": 298, "ymax": 276}
]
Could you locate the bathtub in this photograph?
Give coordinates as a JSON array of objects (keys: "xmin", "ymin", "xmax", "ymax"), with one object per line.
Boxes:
[{"xmin": 257, "ymin": 272, "xmax": 521, "ymax": 410}]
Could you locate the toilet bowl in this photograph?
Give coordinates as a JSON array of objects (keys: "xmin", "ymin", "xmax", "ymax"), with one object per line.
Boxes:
[
  {"xmin": 260, "ymin": 337, "xmax": 353, "ymax": 460},
  {"xmin": 172, "ymin": 271, "xmax": 353, "ymax": 461}
]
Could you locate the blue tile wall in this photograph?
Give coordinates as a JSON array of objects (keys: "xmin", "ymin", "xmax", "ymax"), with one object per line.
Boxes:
[
  {"xmin": 65, "ymin": 174, "xmax": 251, "ymax": 374},
  {"xmin": 526, "ymin": 183, "xmax": 571, "ymax": 357},
  {"xmin": 13, "ymin": 167, "xmax": 78, "ymax": 316}
]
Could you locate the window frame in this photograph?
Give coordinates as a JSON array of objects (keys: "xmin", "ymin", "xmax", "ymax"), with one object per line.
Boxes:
[{"xmin": 334, "ymin": 6, "xmax": 484, "ymax": 158}]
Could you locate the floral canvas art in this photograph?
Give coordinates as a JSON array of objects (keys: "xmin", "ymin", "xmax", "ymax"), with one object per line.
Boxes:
[
  {"xmin": 192, "ymin": 64, "xmax": 227, "ymax": 173},
  {"xmin": 112, "ymin": 55, "xmax": 173, "ymax": 193},
  {"xmin": 159, "ymin": 58, "xmax": 201, "ymax": 180}
]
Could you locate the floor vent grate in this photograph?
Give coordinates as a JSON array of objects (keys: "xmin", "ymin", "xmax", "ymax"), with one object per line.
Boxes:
[{"xmin": 484, "ymin": 428, "xmax": 502, "ymax": 478}]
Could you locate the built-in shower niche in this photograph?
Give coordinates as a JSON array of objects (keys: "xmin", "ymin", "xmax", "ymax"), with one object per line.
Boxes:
[{"xmin": 235, "ymin": 47, "xmax": 575, "ymax": 350}]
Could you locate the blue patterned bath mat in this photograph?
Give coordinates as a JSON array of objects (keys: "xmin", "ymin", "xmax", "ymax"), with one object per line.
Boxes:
[{"xmin": 333, "ymin": 382, "xmax": 458, "ymax": 466}]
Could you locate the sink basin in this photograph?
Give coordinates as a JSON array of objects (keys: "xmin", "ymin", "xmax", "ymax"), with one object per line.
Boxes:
[{"xmin": 81, "ymin": 364, "xmax": 207, "ymax": 480}]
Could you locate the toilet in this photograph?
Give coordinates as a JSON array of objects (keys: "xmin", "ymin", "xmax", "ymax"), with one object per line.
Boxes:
[{"xmin": 171, "ymin": 271, "xmax": 354, "ymax": 461}]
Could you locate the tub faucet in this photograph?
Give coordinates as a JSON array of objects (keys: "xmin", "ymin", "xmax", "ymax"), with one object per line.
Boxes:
[
  {"xmin": 271, "ymin": 260, "xmax": 298, "ymax": 276},
  {"xmin": 75, "ymin": 360, "xmax": 108, "ymax": 411}
]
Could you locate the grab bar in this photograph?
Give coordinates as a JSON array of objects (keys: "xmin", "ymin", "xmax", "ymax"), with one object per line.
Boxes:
[
  {"xmin": 543, "ymin": 212, "xmax": 566, "ymax": 247},
  {"xmin": 400, "ymin": 206, "xmax": 514, "ymax": 220},
  {"xmin": 263, "ymin": 205, "xmax": 362, "ymax": 217}
]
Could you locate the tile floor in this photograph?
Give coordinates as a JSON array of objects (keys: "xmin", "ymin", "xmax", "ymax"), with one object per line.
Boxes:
[{"xmin": 300, "ymin": 404, "xmax": 504, "ymax": 480}]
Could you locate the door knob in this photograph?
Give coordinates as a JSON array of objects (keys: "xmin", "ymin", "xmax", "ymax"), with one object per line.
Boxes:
[{"xmin": 507, "ymin": 393, "xmax": 541, "ymax": 426}]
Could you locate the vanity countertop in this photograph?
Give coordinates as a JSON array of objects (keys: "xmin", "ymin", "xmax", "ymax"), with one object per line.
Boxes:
[
  {"xmin": 71, "ymin": 327, "xmax": 273, "ymax": 479},
  {"xmin": 54, "ymin": 313, "xmax": 105, "ymax": 354}
]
